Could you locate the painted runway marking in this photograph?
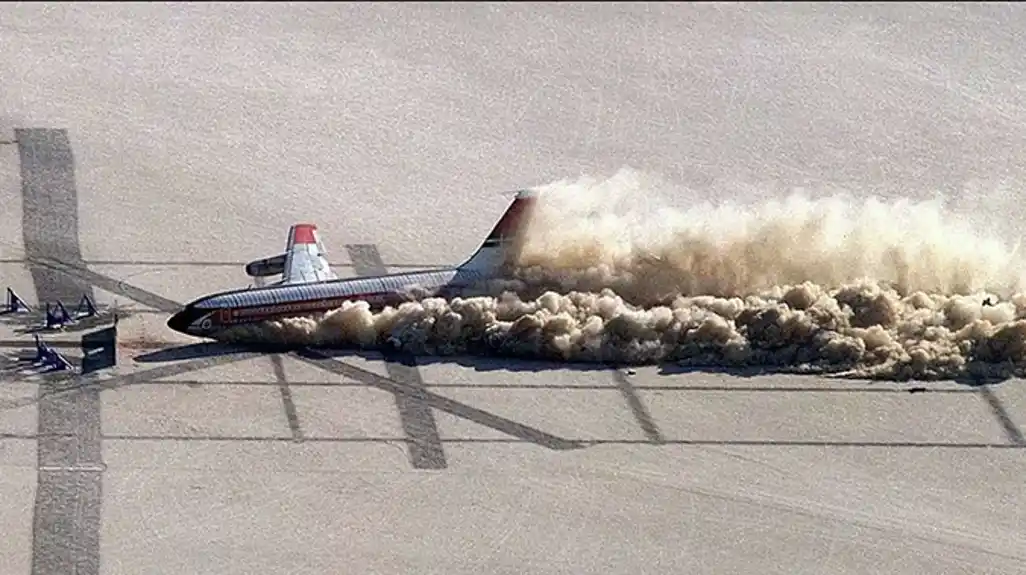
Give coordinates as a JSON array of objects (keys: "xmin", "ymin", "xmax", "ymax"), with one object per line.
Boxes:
[
  {"xmin": 18, "ymin": 128, "xmax": 101, "ymax": 575},
  {"xmin": 345, "ymin": 243, "xmax": 447, "ymax": 469}
]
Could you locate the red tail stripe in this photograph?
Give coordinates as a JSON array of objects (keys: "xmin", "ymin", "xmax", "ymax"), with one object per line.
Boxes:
[
  {"xmin": 487, "ymin": 198, "xmax": 535, "ymax": 240},
  {"xmin": 291, "ymin": 224, "xmax": 318, "ymax": 245}
]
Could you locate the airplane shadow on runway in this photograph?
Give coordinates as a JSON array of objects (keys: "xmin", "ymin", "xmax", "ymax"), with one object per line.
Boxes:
[
  {"xmin": 132, "ymin": 341, "xmax": 616, "ymax": 375},
  {"xmin": 130, "ymin": 340, "xmax": 1013, "ymax": 387},
  {"xmin": 132, "ymin": 341, "xmax": 293, "ymax": 363},
  {"xmin": 132, "ymin": 340, "xmax": 641, "ymax": 378}
]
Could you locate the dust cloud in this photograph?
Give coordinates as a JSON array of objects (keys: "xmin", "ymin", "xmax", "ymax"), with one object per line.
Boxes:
[{"xmin": 223, "ymin": 169, "xmax": 1026, "ymax": 381}]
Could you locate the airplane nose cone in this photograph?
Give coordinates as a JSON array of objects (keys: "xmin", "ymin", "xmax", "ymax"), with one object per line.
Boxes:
[{"xmin": 167, "ymin": 310, "xmax": 190, "ymax": 334}]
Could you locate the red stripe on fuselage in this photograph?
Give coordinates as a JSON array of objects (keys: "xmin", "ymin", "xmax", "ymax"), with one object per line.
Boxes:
[
  {"xmin": 291, "ymin": 224, "xmax": 318, "ymax": 245},
  {"xmin": 214, "ymin": 291, "xmax": 412, "ymax": 326}
]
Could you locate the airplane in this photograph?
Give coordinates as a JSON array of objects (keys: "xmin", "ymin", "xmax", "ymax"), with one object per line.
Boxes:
[{"xmin": 166, "ymin": 189, "xmax": 539, "ymax": 339}]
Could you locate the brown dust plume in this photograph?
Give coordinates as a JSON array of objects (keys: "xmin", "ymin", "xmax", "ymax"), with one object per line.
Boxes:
[{"xmin": 223, "ymin": 169, "xmax": 1026, "ymax": 381}]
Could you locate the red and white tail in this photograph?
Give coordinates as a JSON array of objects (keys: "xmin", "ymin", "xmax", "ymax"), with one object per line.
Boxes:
[
  {"xmin": 281, "ymin": 223, "xmax": 338, "ymax": 284},
  {"xmin": 458, "ymin": 189, "xmax": 538, "ymax": 274}
]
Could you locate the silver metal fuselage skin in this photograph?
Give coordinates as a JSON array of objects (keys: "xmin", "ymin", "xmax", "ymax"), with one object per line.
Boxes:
[{"xmin": 166, "ymin": 266, "xmax": 484, "ymax": 338}]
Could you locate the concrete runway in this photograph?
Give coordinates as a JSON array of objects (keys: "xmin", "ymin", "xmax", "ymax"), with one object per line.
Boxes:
[{"xmin": 2, "ymin": 3, "xmax": 1026, "ymax": 574}]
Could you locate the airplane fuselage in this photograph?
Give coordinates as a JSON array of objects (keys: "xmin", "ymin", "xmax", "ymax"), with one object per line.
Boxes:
[
  {"xmin": 167, "ymin": 266, "xmax": 483, "ymax": 338},
  {"xmin": 166, "ymin": 188, "xmax": 537, "ymax": 341}
]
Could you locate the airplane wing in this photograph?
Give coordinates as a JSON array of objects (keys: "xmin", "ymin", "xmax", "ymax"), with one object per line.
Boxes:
[{"xmin": 280, "ymin": 223, "xmax": 338, "ymax": 284}]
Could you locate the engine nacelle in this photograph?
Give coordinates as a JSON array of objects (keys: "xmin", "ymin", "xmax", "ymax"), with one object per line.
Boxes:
[{"xmin": 245, "ymin": 253, "xmax": 287, "ymax": 277}]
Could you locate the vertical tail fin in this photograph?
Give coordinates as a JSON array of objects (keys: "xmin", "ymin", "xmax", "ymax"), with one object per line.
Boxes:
[{"xmin": 458, "ymin": 189, "xmax": 538, "ymax": 274}]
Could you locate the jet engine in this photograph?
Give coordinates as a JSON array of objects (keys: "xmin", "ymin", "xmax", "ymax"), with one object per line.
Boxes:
[{"xmin": 245, "ymin": 253, "xmax": 287, "ymax": 277}]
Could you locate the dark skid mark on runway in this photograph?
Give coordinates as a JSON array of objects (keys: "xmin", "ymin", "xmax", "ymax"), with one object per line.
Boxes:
[
  {"xmin": 346, "ymin": 244, "xmax": 447, "ymax": 469},
  {"xmin": 271, "ymin": 354, "xmax": 302, "ymax": 441},
  {"xmin": 18, "ymin": 128, "xmax": 101, "ymax": 575},
  {"xmin": 612, "ymin": 370, "xmax": 664, "ymax": 444},
  {"xmin": 296, "ymin": 349, "xmax": 584, "ymax": 451},
  {"xmin": 29, "ymin": 256, "xmax": 181, "ymax": 313},
  {"xmin": 253, "ymin": 275, "xmax": 303, "ymax": 442},
  {"xmin": 382, "ymin": 354, "xmax": 447, "ymax": 469},
  {"xmin": 978, "ymin": 386, "xmax": 1026, "ymax": 446},
  {"xmin": 19, "ymin": 129, "xmax": 91, "ymax": 306}
]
